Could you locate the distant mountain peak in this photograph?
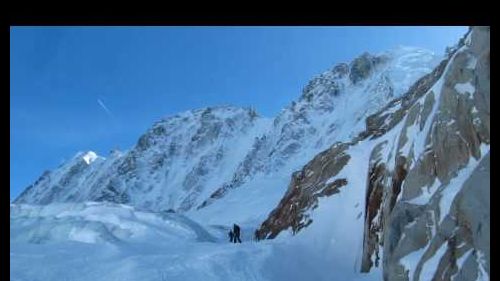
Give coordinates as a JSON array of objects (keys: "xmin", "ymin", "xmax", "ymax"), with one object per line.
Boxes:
[{"xmin": 81, "ymin": 151, "xmax": 98, "ymax": 165}]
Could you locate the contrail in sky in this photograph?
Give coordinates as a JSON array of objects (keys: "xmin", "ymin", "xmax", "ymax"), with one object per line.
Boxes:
[{"xmin": 97, "ymin": 98, "xmax": 114, "ymax": 118}]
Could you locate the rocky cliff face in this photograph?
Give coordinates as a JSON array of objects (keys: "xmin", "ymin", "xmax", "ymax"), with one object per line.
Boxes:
[{"xmin": 256, "ymin": 26, "xmax": 489, "ymax": 281}]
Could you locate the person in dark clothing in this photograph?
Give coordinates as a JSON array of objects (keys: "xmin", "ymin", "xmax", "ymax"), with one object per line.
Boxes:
[
  {"xmin": 233, "ymin": 224, "xmax": 242, "ymax": 243},
  {"xmin": 228, "ymin": 229, "xmax": 234, "ymax": 242}
]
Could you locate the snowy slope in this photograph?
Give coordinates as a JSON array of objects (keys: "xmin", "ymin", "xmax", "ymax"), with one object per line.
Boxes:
[
  {"xmin": 10, "ymin": 202, "xmax": 274, "ymax": 281},
  {"xmin": 15, "ymin": 106, "xmax": 272, "ymax": 212},
  {"xmin": 194, "ymin": 46, "xmax": 441, "ymax": 224},
  {"xmin": 11, "ymin": 200, "xmax": 384, "ymax": 281}
]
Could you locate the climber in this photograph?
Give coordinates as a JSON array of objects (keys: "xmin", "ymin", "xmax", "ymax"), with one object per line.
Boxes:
[
  {"xmin": 228, "ymin": 229, "xmax": 234, "ymax": 242},
  {"xmin": 233, "ymin": 223, "xmax": 242, "ymax": 243}
]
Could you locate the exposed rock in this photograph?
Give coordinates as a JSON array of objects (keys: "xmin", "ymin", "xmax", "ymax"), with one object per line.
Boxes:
[
  {"xmin": 361, "ymin": 141, "xmax": 389, "ymax": 272},
  {"xmin": 256, "ymin": 142, "xmax": 350, "ymax": 239},
  {"xmin": 256, "ymin": 26, "xmax": 489, "ymax": 281},
  {"xmin": 350, "ymin": 53, "xmax": 388, "ymax": 84}
]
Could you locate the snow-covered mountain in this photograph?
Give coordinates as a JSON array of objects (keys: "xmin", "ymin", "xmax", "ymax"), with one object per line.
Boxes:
[
  {"xmin": 198, "ymin": 46, "xmax": 440, "ymax": 210},
  {"xmin": 14, "ymin": 106, "xmax": 272, "ymax": 212},
  {"xmin": 11, "ymin": 27, "xmax": 489, "ymax": 281},
  {"xmin": 256, "ymin": 26, "xmax": 489, "ymax": 281},
  {"xmin": 14, "ymin": 45, "xmax": 441, "ymax": 222}
]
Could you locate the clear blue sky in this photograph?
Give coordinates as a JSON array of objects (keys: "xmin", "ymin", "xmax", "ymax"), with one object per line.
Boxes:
[{"xmin": 10, "ymin": 26, "xmax": 467, "ymax": 201}]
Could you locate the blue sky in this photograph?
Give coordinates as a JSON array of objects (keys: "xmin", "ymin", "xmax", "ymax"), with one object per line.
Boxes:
[{"xmin": 10, "ymin": 26, "xmax": 467, "ymax": 201}]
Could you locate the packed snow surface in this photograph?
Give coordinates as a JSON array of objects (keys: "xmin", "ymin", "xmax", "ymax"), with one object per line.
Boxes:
[{"xmin": 10, "ymin": 202, "xmax": 381, "ymax": 281}]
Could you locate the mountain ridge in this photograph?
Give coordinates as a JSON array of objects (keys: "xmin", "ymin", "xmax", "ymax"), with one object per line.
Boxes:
[{"xmin": 14, "ymin": 46, "xmax": 441, "ymax": 219}]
